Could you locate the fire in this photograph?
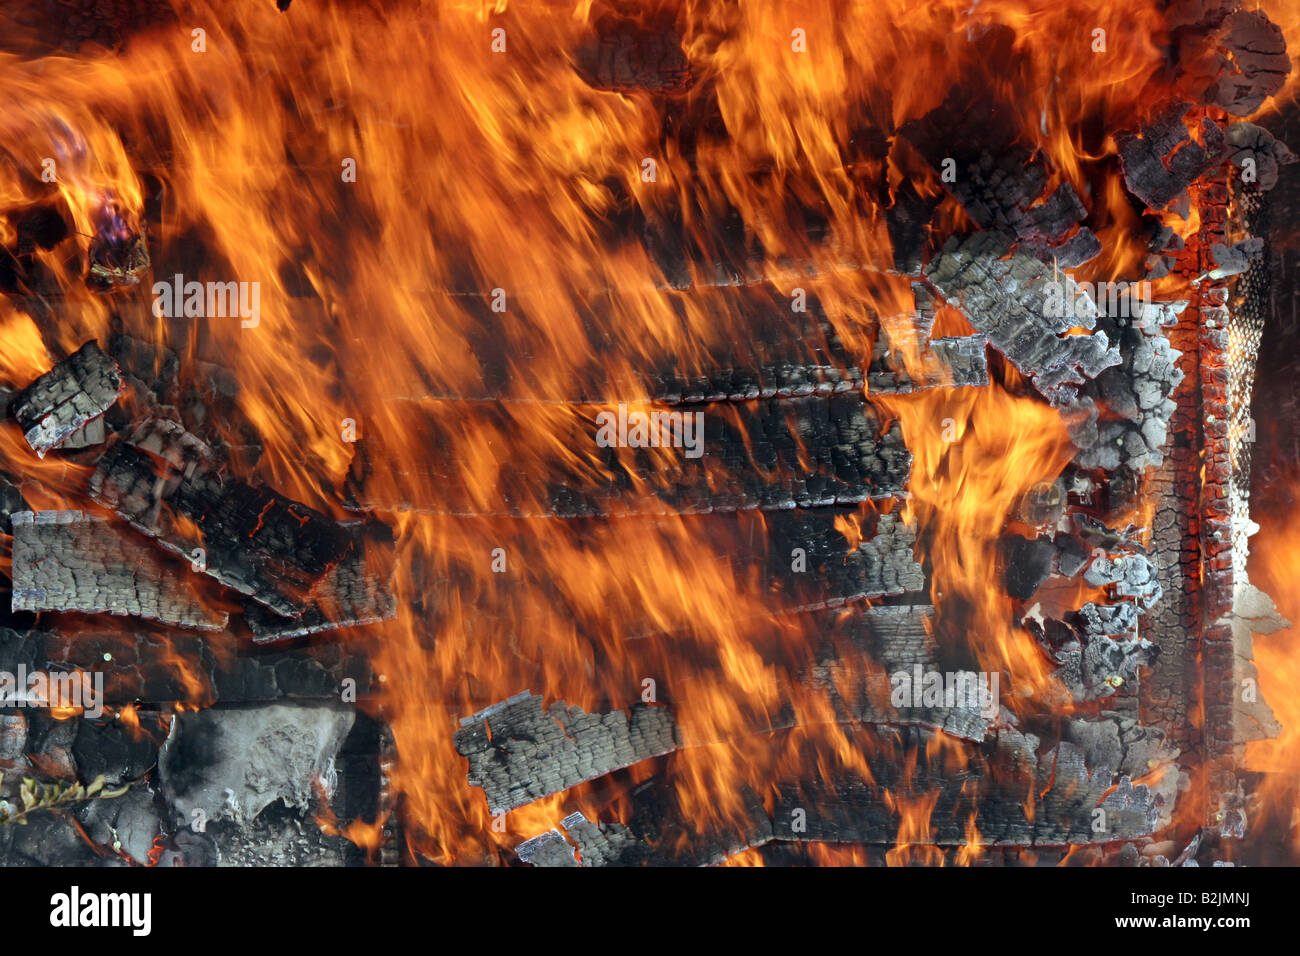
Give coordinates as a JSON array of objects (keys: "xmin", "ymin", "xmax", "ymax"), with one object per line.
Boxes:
[
  {"xmin": 1243, "ymin": 482, "xmax": 1300, "ymax": 859},
  {"xmin": 0, "ymin": 0, "xmax": 1243, "ymax": 865},
  {"xmin": 878, "ymin": 381, "xmax": 1078, "ymax": 711}
]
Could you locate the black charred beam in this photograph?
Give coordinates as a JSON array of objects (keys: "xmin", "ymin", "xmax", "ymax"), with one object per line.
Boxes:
[
  {"xmin": 347, "ymin": 393, "xmax": 911, "ymax": 517},
  {"xmin": 89, "ymin": 419, "xmax": 353, "ymax": 617},
  {"xmin": 0, "ymin": 628, "xmax": 371, "ymax": 708},
  {"xmin": 244, "ymin": 522, "xmax": 398, "ymax": 644}
]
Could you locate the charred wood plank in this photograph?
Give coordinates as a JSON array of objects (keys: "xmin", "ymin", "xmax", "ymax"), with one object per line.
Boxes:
[
  {"xmin": 10, "ymin": 510, "xmax": 227, "ymax": 631},
  {"xmin": 244, "ymin": 522, "xmax": 397, "ymax": 644},
  {"xmin": 924, "ymin": 232, "xmax": 1120, "ymax": 403},
  {"xmin": 803, "ymin": 606, "xmax": 995, "ymax": 742},
  {"xmin": 899, "ymin": 88, "xmax": 1088, "ymax": 246},
  {"xmin": 1209, "ymin": 10, "xmax": 1291, "ymax": 115},
  {"xmin": 453, "ymin": 691, "xmax": 679, "ymax": 814},
  {"xmin": 1116, "ymin": 102, "xmax": 1227, "ymax": 210},
  {"xmin": 9, "ymin": 342, "xmax": 123, "ymax": 458},
  {"xmin": 767, "ymin": 724, "xmax": 1169, "ymax": 847},
  {"xmin": 0, "ymin": 627, "xmax": 372, "ymax": 707},
  {"xmin": 89, "ymin": 420, "xmax": 353, "ymax": 617},
  {"xmin": 645, "ymin": 305, "xmax": 865, "ymax": 403},
  {"xmin": 348, "ymin": 394, "xmax": 911, "ymax": 517},
  {"xmin": 513, "ymin": 811, "xmax": 642, "ymax": 867},
  {"xmin": 399, "ymin": 290, "xmax": 981, "ymax": 403},
  {"xmin": 419, "ymin": 508, "xmax": 922, "ymax": 648},
  {"xmin": 867, "ymin": 309, "xmax": 988, "ymax": 395},
  {"xmin": 575, "ymin": 14, "xmax": 691, "ymax": 95},
  {"xmin": 517, "ymin": 717, "xmax": 1180, "ymax": 864}
]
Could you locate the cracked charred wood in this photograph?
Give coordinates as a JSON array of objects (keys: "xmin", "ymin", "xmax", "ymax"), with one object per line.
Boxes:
[
  {"xmin": 901, "ymin": 132, "xmax": 1086, "ymax": 243},
  {"xmin": 9, "ymin": 510, "xmax": 228, "ymax": 632},
  {"xmin": 1084, "ymin": 551, "xmax": 1162, "ymax": 610},
  {"xmin": 804, "ymin": 605, "xmax": 996, "ymax": 742},
  {"xmin": 1226, "ymin": 122, "xmax": 1297, "ymax": 192},
  {"xmin": 769, "ymin": 724, "xmax": 1167, "ymax": 846},
  {"xmin": 56, "ymin": 416, "xmax": 106, "ymax": 450},
  {"xmin": 575, "ymin": 13, "xmax": 691, "ymax": 95},
  {"xmin": 514, "ymin": 828, "xmax": 580, "ymax": 867},
  {"xmin": 648, "ymin": 305, "xmax": 865, "ymax": 403},
  {"xmin": 762, "ymin": 510, "xmax": 924, "ymax": 606},
  {"xmin": 243, "ymin": 522, "xmax": 397, "ymax": 644},
  {"xmin": 1208, "ymin": 10, "xmax": 1291, "ymax": 115},
  {"xmin": 1038, "ymin": 604, "xmax": 1156, "ymax": 703},
  {"xmin": 867, "ymin": 305, "xmax": 989, "ymax": 394},
  {"xmin": 90, "ymin": 419, "xmax": 353, "ymax": 617},
  {"xmin": 514, "ymin": 810, "xmax": 641, "ymax": 867},
  {"xmin": 0, "ymin": 627, "xmax": 372, "ymax": 707},
  {"xmin": 923, "ymin": 232, "xmax": 1119, "ymax": 403},
  {"xmin": 9, "ymin": 341, "xmax": 123, "ymax": 458},
  {"xmin": 1016, "ymin": 228, "xmax": 1104, "ymax": 271},
  {"xmin": 521, "ymin": 720, "xmax": 1175, "ymax": 864},
  {"xmin": 1116, "ymin": 102, "xmax": 1227, "ymax": 209},
  {"xmin": 347, "ymin": 394, "xmax": 911, "ymax": 516},
  {"xmin": 1071, "ymin": 303, "xmax": 1187, "ymax": 471},
  {"xmin": 897, "ymin": 85, "xmax": 1089, "ymax": 250},
  {"xmin": 1206, "ymin": 237, "xmax": 1265, "ymax": 280},
  {"xmin": 884, "ymin": 179, "xmax": 943, "ymax": 274},
  {"xmin": 555, "ymin": 810, "xmax": 639, "ymax": 866},
  {"xmin": 453, "ymin": 691, "xmax": 679, "ymax": 815},
  {"xmin": 1064, "ymin": 712, "xmax": 1184, "ymax": 806},
  {"xmin": 516, "ymin": 809, "xmax": 662, "ymax": 867}
]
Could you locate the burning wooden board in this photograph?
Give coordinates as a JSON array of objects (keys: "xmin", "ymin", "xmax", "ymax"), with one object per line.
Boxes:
[
  {"xmin": 348, "ymin": 393, "xmax": 911, "ymax": 516},
  {"xmin": 454, "ymin": 691, "xmax": 678, "ymax": 815},
  {"xmin": 89, "ymin": 419, "xmax": 353, "ymax": 617},
  {"xmin": 401, "ymin": 288, "xmax": 987, "ymax": 403},
  {"xmin": 243, "ymin": 522, "xmax": 398, "ymax": 644},
  {"xmin": 765, "ymin": 731, "xmax": 1171, "ymax": 847},
  {"xmin": 515, "ymin": 811, "xmax": 639, "ymax": 867},
  {"xmin": 10, "ymin": 510, "xmax": 228, "ymax": 631},
  {"xmin": 515, "ymin": 715, "xmax": 1183, "ymax": 865},
  {"xmin": 761, "ymin": 510, "xmax": 924, "ymax": 607},
  {"xmin": 924, "ymin": 231, "xmax": 1121, "ymax": 403},
  {"xmin": 898, "ymin": 86, "xmax": 1094, "ymax": 258},
  {"xmin": 1, "ymin": 627, "xmax": 372, "ymax": 708},
  {"xmin": 9, "ymin": 341, "xmax": 123, "ymax": 458},
  {"xmin": 802, "ymin": 605, "xmax": 996, "ymax": 743}
]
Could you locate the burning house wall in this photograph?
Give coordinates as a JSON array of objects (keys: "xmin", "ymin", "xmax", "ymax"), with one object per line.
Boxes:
[{"xmin": 0, "ymin": 0, "xmax": 1295, "ymax": 869}]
